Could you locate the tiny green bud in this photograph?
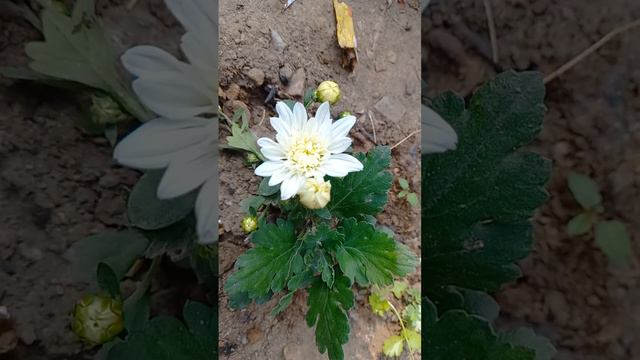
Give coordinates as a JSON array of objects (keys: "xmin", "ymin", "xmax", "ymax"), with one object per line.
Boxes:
[
  {"xmin": 72, "ymin": 294, "xmax": 123, "ymax": 345},
  {"xmin": 245, "ymin": 152, "xmax": 260, "ymax": 166},
  {"xmin": 315, "ymin": 80, "xmax": 341, "ymax": 105},
  {"xmin": 241, "ymin": 216, "xmax": 258, "ymax": 234},
  {"xmin": 90, "ymin": 94, "xmax": 128, "ymax": 125},
  {"xmin": 338, "ymin": 111, "xmax": 353, "ymax": 119}
]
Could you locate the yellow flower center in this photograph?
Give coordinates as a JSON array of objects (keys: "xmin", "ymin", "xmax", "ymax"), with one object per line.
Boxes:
[{"xmin": 287, "ymin": 134, "xmax": 328, "ymax": 177}]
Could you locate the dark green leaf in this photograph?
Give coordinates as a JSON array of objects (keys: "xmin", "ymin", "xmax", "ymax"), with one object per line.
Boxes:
[
  {"xmin": 97, "ymin": 262, "xmax": 120, "ymax": 299},
  {"xmin": 423, "ymin": 72, "xmax": 550, "ymax": 308},
  {"xmin": 224, "ymin": 219, "xmax": 302, "ymax": 307},
  {"xmin": 460, "ymin": 288, "xmax": 500, "ymax": 323},
  {"xmin": 124, "ymin": 292, "xmax": 150, "ymax": 332},
  {"xmin": 183, "ymin": 301, "xmax": 216, "ymax": 354},
  {"xmin": 128, "ymin": 170, "xmax": 197, "ymax": 230},
  {"xmin": 595, "ymin": 220, "xmax": 632, "ymax": 266},
  {"xmin": 335, "ymin": 218, "xmax": 417, "ymax": 286},
  {"xmin": 258, "ymin": 177, "xmax": 280, "ymax": 196},
  {"xmin": 427, "ymin": 310, "xmax": 535, "ymax": 360},
  {"xmin": 306, "ymin": 276, "xmax": 354, "ymax": 360},
  {"xmin": 568, "ymin": 172, "xmax": 601, "ymax": 210},
  {"xmin": 328, "ymin": 146, "xmax": 393, "ymax": 218},
  {"xmin": 500, "ymin": 327, "xmax": 556, "ymax": 360},
  {"xmin": 64, "ymin": 230, "xmax": 149, "ymax": 284}
]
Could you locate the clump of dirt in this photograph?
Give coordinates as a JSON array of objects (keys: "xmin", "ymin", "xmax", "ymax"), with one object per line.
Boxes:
[
  {"xmin": 424, "ymin": 1, "xmax": 640, "ymax": 359},
  {"xmin": 218, "ymin": 1, "xmax": 421, "ymax": 359}
]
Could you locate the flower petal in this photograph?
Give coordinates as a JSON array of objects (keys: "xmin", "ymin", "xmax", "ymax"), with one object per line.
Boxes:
[
  {"xmin": 114, "ymin": 117, "xmax": 212, "ymax": 169},
  {"xmin": 121, "ymin": 45, "xmax": 187, "ymax": 78},
  {"xmin": 165, "ymin": 0, "xmax": 216, "ymax": 35},
  {"xmin": 132, "ymin": 73, "xmax": 214, "ymax": 119},
  {"xmin": 280, "ymin": 175, "xmax": 305, "ymax": 200},
  {"xmin": 275, "ymin": 102, "xmax": 295, "ymax": 132},
  {"xmin": 269, "ymin": 117, "xmax": 291, "ymax": 137},
  {"xmin": 327, "ymin": 138, "xmax": 352, "ymax": 153},
  {"xmin": 195, "ymin": 178, "xmax": 217, "ymax": 244},
  {"xmin": 257, "ymin": 138, "xmax": 286, "ymax": 160},
  {"xmin": 422, "ymin": 105, "xmax": 458, "ymax": 154},
  {"xmin": 255, "ymin": 160, "xmax": 285, "ymax": 177},
  {"xmin": 322, "ymin": 154, "xmax": 363, "ymax": 177},
  {"xmin": 292, "ymin": 102, "xmax": 307, "ymax": 132},
  {"xmin": 157, "ymin": 144, "xmax": 214, "ymax": 199},
  {"xmin": 315, "ymin": 102, "xmax": 332, "ymax": 133},
  {"xmin": 269, "ymin": 168, "xmax": 290, "ymax": 186},
  {"xmin": 331, "ymin": 115, "xmax": 356, "ymax": 139}
]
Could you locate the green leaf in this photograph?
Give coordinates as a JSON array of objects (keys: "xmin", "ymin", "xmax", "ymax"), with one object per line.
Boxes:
[
  {"xmin": 304, "ymin": 88, "xmax": 316, "ymax": 107},
  {"xmin": 460, "ymin": 288, "xmax": 500, "ymax": 323},
  {"xmin": 402, "ymin": 328, "xmax": 421, "ymax": 352},
  {"xmin": 124, "ymin": 293, "xmax": 150, "ymax": 332},
  {"xmin": 566, "ymin": 212, "xmax": 594, "ymax": 236},
  {"xmin": 183, "ymin": 301, "xmax": 216, "ymax": 353},
  {"xmin": 143, "ymin": 216, "xmax": 197, "ymax": 260},
  {"xmin": 258, "ymin": 177, "xmax": 280, "ymax": 196},
  {"xmin": 65, "ymin": 230, "xmax": 149, "ymax": 283},
  {"xmin": 271, "ymin": 292, "xmax": 294, "ymax": 317},
  {"xmin": 335, "ymin": 219, "xmax": 417, "ymax": 286},
  {"xmin": 382, "ymin": 335, "xmax": 404, "ymax": 357},
  {"xmin": 368, "ymin": 291, "xmax": 391, "ymax": 316},
  {"xmin": 423, "ymin": 71, "xmax": 550, "ymax": 309},
  {"xmin": 226, "ymin": 112, "xmax": 264, "ymax": 160},
  {"xmin": 595, "ymin": 220, "xmax": 632, "ymax": 266},
  {"xmin": 240, "ymin": 195, "xmax": 265, "ymax": 214},
  {"xmin": 328, "ymin": 146, "xmax": 393, "ymax": 218},
  {"xmin": 97, "ymin": 262, "xmax": 120, "ymax": 299},
  {"xmin": 403, "ymin": 303, "xmax": 421, "ymax": 332},
  {"xmin": 568, "ymin": 172, "xmax": 602, "ymax": 210},
  {"xmin": 107, "ymin": 317, "xmax": 211, "ymax": 360},
  {"xmin": 499, "ymin": 327, "xmax": 556, "ymax": 360},
  {"xmin": 127, "ymin": 170, "xmax": 197, "ymax": 230},
  {"xmin": 427, "ymin": 310, "xmax": 535, "ymax": 360},
  {"xmin": 398, "ymin": 178, "xmax": 410, "ymax": 189},
  {"xmin": 224, "ymin": 219, "xmax": 302, "ymax": 307},
  {"xmin": 406, "ymin": 192, "xmax": 419, "ymax": 207},
  {"xmin": 391, "ymin": 280, "xmax": 409, "ymax": 299},
  {"xmin": 0, "ymin": 66, "xmax": 88, "ymax": 90},
  {"xmin": 306, "ymin": 276, "xmax": 354, "ymax": 360},
  {"xmin": 23, "ymin": 0, "xmax": 150, "ymax": 121}
]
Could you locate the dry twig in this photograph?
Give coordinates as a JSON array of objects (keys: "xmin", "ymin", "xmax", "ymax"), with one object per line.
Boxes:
[
  {"xmin": 391, "ymin": 129, "xmax": 421, "ymax": 150},
  {"xmin": 483, "ymin": 0, "xmax": 499, "ymax": 63}
]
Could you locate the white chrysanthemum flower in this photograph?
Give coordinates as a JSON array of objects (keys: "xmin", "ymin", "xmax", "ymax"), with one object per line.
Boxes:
[
  {"xmin": 422, "ymin": 105, "xmax": 458, "ymax": 153},
  {"xmin": 255, "ymin": 101, "xmax": 363, "ymax": 200},
  {"xmin": 121, "ymin": 0, "xmax": 217, "ymax": 119},
  {"xmin": 114, "ymin": 118, "xmax": 217, "ymax": 244}
]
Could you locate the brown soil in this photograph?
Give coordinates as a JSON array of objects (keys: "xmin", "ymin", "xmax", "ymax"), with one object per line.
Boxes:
[
  {"xmin": 424, "ymin": 1, "xmax": 640, "ymax": 359},
  {"xmin": 218, "ymin": 0, "xmax": 421, "ymax": 359}
]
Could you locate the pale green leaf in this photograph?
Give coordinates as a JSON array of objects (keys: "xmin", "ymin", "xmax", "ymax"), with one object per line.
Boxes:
[
  {"xmin": 402, "ymin": 328, "xmax": 421, "ymax": 352},
  {"xmin": 500, "ymin": 327, "xmax": 556, "ymax": 360},
  {"xmin": 382, "ymin": 335, "xmax": 404, "ymax": 357},
  {"xmin": 595, "ymin": 220, "xmax": 632, "ymax": 266},
  {"xmin": 566, "ymin": 212, "xmax": 594, "ymax": 236},
  {"xmin": 568, "ymin": 172, "xmax": 602, "ymax": 210}
]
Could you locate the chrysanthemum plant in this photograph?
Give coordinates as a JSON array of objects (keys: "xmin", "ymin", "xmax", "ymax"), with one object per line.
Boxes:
[
  {"xmin": 223, "ymin": 99, "xmax": 418, "ymax": 360},
  {"xmin": 422, "ymin": 69, "xmax": 557, "ymax": 359},
  {"xmin": 3, "ymin": 1, "xmax": 217, "ymax": 359}
]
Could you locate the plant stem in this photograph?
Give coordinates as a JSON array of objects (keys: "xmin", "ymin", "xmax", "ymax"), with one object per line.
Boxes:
[
  {"xmin": 388, "ymin": 301, "xmax": 416, "ymax": 360},
  {"xmin": 125, "ymin": 256, "xmax": 162, "ymax": 306}
]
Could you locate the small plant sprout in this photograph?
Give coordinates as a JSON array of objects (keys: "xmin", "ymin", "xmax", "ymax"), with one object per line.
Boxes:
[
  {"xmin": 567, "ymin": 171, "xmax": 633, "ymax": 266},
  {"xmin": 368, "ymin": 281, "xmax": 421, "ymax": 359},
  {"xmin": 397, "ymin": 178, "xmax": 419, "ymax": 207}
]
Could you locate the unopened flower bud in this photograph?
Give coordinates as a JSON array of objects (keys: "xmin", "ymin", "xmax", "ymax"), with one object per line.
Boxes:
[
  {"xmin": 315, "ymin": 81, "xmax": 341, "ymax": 105},
  {"xmin": 298, "ymin": 178, "xmax": 331, "ymax": 209},
  {"xmin": 72, "ymin": 294, "xmax": 123, "ymax": 345},
  {"xmin": 338, "ymin": 111, "xmax": 352, "ymax": 119},
  {"xmin": 241, "ymin": 215, "xmax": 258, "ymax": 234},
  {"xmin": 245, "ymin": 152, "xmax": 260, "ymax": 166},
  {"xmin": 90, "ymin": 94, "xmax": 128, "ymax": 125}
]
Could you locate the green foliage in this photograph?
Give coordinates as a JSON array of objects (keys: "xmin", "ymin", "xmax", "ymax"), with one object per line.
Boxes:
[
  {"xmin": 224, "ymin": 108, "xmax": 264, "ymax": 160},
  {"xmin": 595, "ymin": 220, "xmax": 632, "ymax": 266},
  {"xmin": 328, "ymin": 146, "xmax": 393, "ymax": 218},
  {"xmin": 383, "ymin": 335, "xmax": 404, "ymax": 357},
  {"xmin": 97, "ymin": 262, "xmax": 121, "ymax": 299},
  {"xmin": 225, "ymin": 145, "xmax": 418, "ymax": 360},
  {"xmin": 566, "ymin": 172, "xmax": 633, "ymax": 265},
  {"xmin": 423, "ymin": 71, "xmax": 553, "ymax": 358},
  {"xmin": 107, "ymin": 302, "xmax": 216, "ymax": 360},
  {"xmin": 306, "ymin": 276, "xmax": 354, "ymax": 360},
  {"xmin": 1, "ymin": 0, "xmax": 150, "ymax": 121},
  {"xmin": 128, "ymin": 170, "xmax": 197, "ymax": 230},
  {"xmin": 499, "ymin": 327, "xmax": 557, "ymax": 360},
  {"xmin": 336, "ymin": 219, "xmax": 417, "ymax": 286},
  {"xmin": 65, "ymin": 230, "xmax": 149, "ymax": 284},
  {"xmin": 397, "ymin": 178, "xmax": 419, "ymax": 207},
  {"xmin": 568, "ymin": 171, "xmax": 602, "ymax": 209},
  {"xmin": 368, "ymin": 291, "xmax": 391, "ymax": 316}
]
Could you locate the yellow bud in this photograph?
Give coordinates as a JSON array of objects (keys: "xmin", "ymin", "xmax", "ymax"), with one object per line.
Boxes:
[
  {"xmin": 298, "ymin": 178, "xmax": 331, "ymax": 209},
  {"xmin": 241, "ymin": 216, "xmax": 258, "ymax": 234},
  {"xmin": 338, "ymin": 111, "xmax": 352, "ymax": 119},
  {"xmin": 315, "ymin": 81, "xmax": 341, "ymax": 105},
  {"xmin": 72, "ymin": 294, "xmax": 123, "ymax": 345}
]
